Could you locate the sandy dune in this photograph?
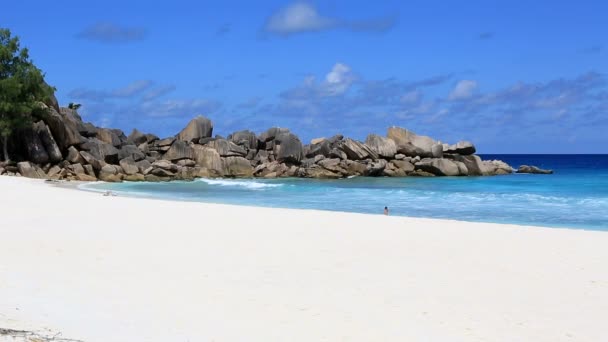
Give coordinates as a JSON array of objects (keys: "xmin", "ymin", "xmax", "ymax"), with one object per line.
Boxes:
[{"xmin": 0, "ymin": 176, "xmax": 606, "ymax": 341}]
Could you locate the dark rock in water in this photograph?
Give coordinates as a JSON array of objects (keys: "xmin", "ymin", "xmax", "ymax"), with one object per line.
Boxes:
[
  {"xmin": 163, "ymin": 140, "xmax": 194, "ymax": 161},
  {"xmin": 221, "ymin": 156, "xmax": 253, "ymax": 177},
  {"xmin": 206, "ymin": 139, "xmax": 247, "ymax": 157},
  {"xmin": 34, "ymin": 121, "xmax": 62, "ymax": 163},
  {"xmin": 339, "ymin": 138, "xmax": 378, "ymax": 160},
  {"xmin": 365, "ymin": 134, "xmax": 397, "ymax": 159},
  {"xmin": 127, "ymin": 129, "xmax": 148, "ymax": 146},
  {"xmin": 517, "ymin": 165, "xmax": 553, "ymax": 174},
  {"xmin": 482, "ymin": 160, "xmax": 514, "ymax": 175},
  {"xmin": 17, "ymin": 161, "xmax": 47, "ymax": 179},
  {"xmin": 274, "ymin": 133, "xmax": 303, "ymax": 163},
  {"xmin": 415, "ymin": 158, "xmax": 461, "ymax": 176},
  {"xmin": 259, "ymin": 127, "xmax": 290, "ymax": 143},
  {"xmin": 229, "ymin": 130, "xmax": 258, "ymax": 150},
  {"xmin": 117, "ymin": 145, "xmax": 145, "ymax": 161},
  {"xmin": 177, "ymin": 116, "xmax": 213, "ymax": 142},
  {"xmin": 444, "ymin": 141, "xmax": 476, "ymax": 155},
  {"xmin": 409, "ymin": 170, "xmax": 436, "ymax": 177}
]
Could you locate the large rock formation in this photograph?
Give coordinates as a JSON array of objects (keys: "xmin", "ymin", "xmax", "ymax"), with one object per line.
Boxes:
[
  {"xmin": 7, "ymin": 91, "xmax": 533, "ymax": 183},
  {"xmin": 387, "ymin": 127, "xmax": 442, "ymax": 158},
  {"xmin": 365, "ymin": 134, "xmax": 397, "ymax": 159},
  {"xmin": 415, "ymin": 158, "xmax": 462, "ymax": 176},
  {"xmin": 274, "ymin": 133, "xmax": 303, "ymax": 163},
  {"xmin": 177, "ymin": 116, "xmax": 213, "ymax": 142},
  {"xmin": 339, "ymin": 138, "xmax": 378, "ymax": 160},
  {"xmin": 34, "ymin": 121, "xmax": 62, "ymax": 163}
]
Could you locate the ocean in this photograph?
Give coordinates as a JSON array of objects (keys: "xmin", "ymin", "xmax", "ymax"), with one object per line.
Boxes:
[{"xmin": 82, "ymin": 155, "xmax": 608, "ymax": 231}]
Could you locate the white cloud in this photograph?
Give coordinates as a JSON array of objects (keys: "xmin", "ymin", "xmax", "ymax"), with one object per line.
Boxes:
[
  {"xmin": 263, "ymin": 1, "xmax": 397, "ymax": 37},
  {"xmin": 449, "ymin": 80, "xmax": 478, "ymax": 100},
  {"xmin": 323, "ymin": 63, "xmax": 355, "ymax": 95},
  {"xmin": 264, "ymin": 2, "xmax": 334, "ymax": 36}
]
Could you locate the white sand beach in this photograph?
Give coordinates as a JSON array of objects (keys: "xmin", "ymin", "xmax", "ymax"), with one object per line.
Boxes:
[{"xmin": 0, "ymin": 176, "xmax": 607, "ymax": 341}]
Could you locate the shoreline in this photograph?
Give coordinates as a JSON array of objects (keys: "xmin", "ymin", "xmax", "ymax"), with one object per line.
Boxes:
[
  {"xmin": 1, "ymin": 176, "xmax": 607, "ymax": 341},
  {"xmin": 74, "ymin": 178, "xmax": 603, "ymax": 232}
]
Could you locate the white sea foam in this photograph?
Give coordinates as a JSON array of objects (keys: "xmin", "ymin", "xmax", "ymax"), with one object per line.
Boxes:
[{"xmin": 197, "ymin": 178, "xmax": 284, "ymax": 190}]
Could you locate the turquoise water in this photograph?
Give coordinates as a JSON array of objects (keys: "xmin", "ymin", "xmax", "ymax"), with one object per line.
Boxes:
[{"xmin": 82, "ymin": 155, "xmax": 608, "ymax": 231}]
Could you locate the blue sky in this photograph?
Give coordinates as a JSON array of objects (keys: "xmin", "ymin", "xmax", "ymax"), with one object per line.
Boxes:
[{"xmin": 2, "ymin": 0, "xmax": 607, "ymax": 153}]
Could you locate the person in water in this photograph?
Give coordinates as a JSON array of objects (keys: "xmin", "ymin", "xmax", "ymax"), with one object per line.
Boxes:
[{"xmin": 384, "ymin": 206, "xmax": 389, "ymax": 215}]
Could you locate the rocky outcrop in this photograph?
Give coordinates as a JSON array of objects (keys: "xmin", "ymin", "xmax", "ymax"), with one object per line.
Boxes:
[
  {"xmin": 17, "ymin": 161, "xmax": 46, "ymax": 178},
  {"xmin": 221, "ymin": 156, "xmax": 253, "ymax": 177},
  {"xmin": 22, "ymin": 126, "xmax": 49, "ymax": 164},
  {"xmin": 365, "ymin": 134, "xmax": 397, "ymax": 159},
  {"xmin": 446, "ymin": 154, "xmax": 484, "ymax": 176},
  {"xmin": 444, "ymin": 141, "xmax": 476, "ymax": 155},
  {"xmin": 339, "ymin": 138, "xmax": 378, "ymax": 160},
  {"xmin": 274, "ymin": 133, "xmax": 303, "ymax": 163},
  {"xmin": 206, "ymin": 139, "xmax": 247, "ymax": 157},
  {"xmin": 177, "ymin": 116, "xmax": 213, "ymax": 142},
  {"xmin": 192, "ymin": 145, "xmax": 223, "ymax": 176},
  {"xmin": 97, "ymin": 128, "xmax": 121, "ymax": 147},
  {"xmin": 42, "ymin": 107, "xmax": 84, "ymax": 149},
  {"xmin": 34, "ymin": 121, "xmax": 62, "ymax": 163},
  {"xmin": 387, "ymin": 127, "xmax": 442, "ymax": 158},
  {"xmin": 9, "ymin": 96, "xmax": 533, "ymax": 182},
  {"xmin": 482, "ymin": 160, "xmax": 514, "ymax": 175},
  {"xmin": 415, "ymin": 158, "xmax": 462, "ymax": 176},
  {"xmin": 517, "ymin": 165, "xmax": 553, "ymax": 174},
  {"xmin": 163, "ymin": 140, "xmax": 194, "ymax": 161},
  {"xmin": 229, "ymin": 130, "xmax": 258, "ymax": 150}
]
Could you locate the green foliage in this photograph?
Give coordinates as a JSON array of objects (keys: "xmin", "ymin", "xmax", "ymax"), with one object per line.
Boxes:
[
  {"xmin": 68, "ymin": 102, "xmax": 82, "ymax": 110},
  {"xmin": 0, "ymin": 28, "xmax": 53, "ymax": 161}
]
